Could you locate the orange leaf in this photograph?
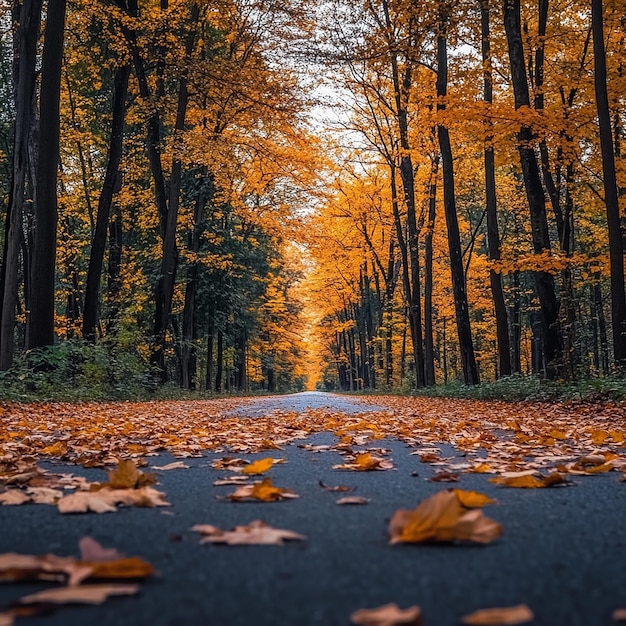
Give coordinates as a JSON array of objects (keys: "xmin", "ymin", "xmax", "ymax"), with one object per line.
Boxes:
[
  {"xmin": 351, "ymin": 603, "xmax": 423, "ymax": 625},
  {"xmin": 461, "ymin": 604, "xmax": 533, "ymax": 625},
  {"xmin": 388, "ymin": 490, "xmax": 502, "ymax": 545},
  {"xmin": 453, "ymin": 489, "xmax": 496, "ymax": 508},
  {"xmin": 243, "ymin": 458, "xmax": 277, "ymax": 475}
]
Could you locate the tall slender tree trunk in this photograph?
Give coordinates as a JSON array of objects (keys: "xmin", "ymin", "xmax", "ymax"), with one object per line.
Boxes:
[
  {"xmin": 423, "ymin": 154, "xmax": 439, "ymax": 386},
  {"xmin": 83, "ymin": 64, "xmax": 130, "ymax": 342},
  {"xmin": 481, "ymin": 0, "xmax": 511, "ymax": 378},
  {"xmin": 151, "ymin": 6, "xmax": 200, "ymax": 378},
  {"xmin": 0, "ymin": 0, "xmax": 42, "ymax": 370},
  {"xmin": 503, "ymin": 0, "xmax": 562, "ymax": 378},
  {"xmin": 106, "ymin": 203, "xmax": 123, "ymax": 334},
  {"xmin": 592, "ymin": 0, "xmax": 626, "ymax": 367},
  {"xmin": 26, "ymin": 0, "xmax": 67, "ymax": 351},
  {"xmin": 437, "ymin": 21, "xmax": 480, "ymax": 385},
  {"xmin": 215, "ymin": 329, "xmax": 223, "ymax": 392}
]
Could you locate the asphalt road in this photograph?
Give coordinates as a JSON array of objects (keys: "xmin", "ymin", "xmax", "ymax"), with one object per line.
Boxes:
[{"xmin": 1, "ymin": 392, "xmax": 625, "ymax": 626}]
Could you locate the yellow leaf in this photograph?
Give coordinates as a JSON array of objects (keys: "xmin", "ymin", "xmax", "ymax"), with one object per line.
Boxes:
[
  {"xmin": 243, "ymin": 458, "xmax": 276, "ymax": 475},
  {"xmin": 489, "ymin": 475, "xmax": 545, "ymax": 489},
  {"xmin": 453, "ymin": 489, "xmax": 496, "ymax": 508}
]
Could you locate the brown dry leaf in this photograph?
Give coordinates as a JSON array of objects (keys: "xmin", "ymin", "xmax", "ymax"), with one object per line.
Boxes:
[
  {"xmin": 334, "ymin": 452, "xmax": 394, "ymax": 471},
  {"xmin": 0, "ymin": 612, "xmax": 13, "ymax": 626},
  {"xmin": 319, "ymin": 481, "xmax": 355, "ymax": 492},
  {"xmin": 460, "ymin": 604, "xmax": 534, "ymax": 625},
  {"xmin": 211, "ymin": 457, "xmax": 248, "ymax": 470},
  {"xmin": 0, "ymin": 490, "xmax": 31, "ymax": 505},
  {"xmin": 489, "ymin": 472, "xmax": 569, "ymax": 488},
  {"xmin": 336, "ymin": 496, "xmax": 370, "ymax": 505},
  {"xmin": 57, "ymin": 486, "xmax": 170, "ymax": 514},
  {"xmin": 388, "ymin": 490, "xmax": 502, "ymax": 545},
  {"xmin": 78, "ymin": 537, "xmax": 123, "ymax": 562},
  {"xmin": 106, "ymin": 460, "xmax": 156, "ymax": 489},
  {"xmin": 18, "ymin": 584, "xmax": 139, "ymax": 606},
  {"xmin": 85, "ymin": 556, "xmax": 154, "ymax": 580},
  {"xmin": 350, "ymin": 603, "xmax": 423, "ymax": 625},
  {"xmin": 452, "ymin": 489, "xmax": 496, "ymax": 508},
  {"xmin": 242, "ymin": 458, "xmax": 279, "ymax": 475},
  {"xmin": 429, "ymin": 471, "xmax": 459, "ymax": 483},
  {"xmin": 613, "ymin": 609, "xmax": 626, "ymax": 621},
  {"xmin": 213, "ymin": 477, "xmax": 251, "ymax": 486},
  {"xmin": 27, "ymin": 487, "xmax": 64, "ymax": 504},
  {"xmin": 226, "ymin": 478, "xmax": 298, "ymax": 502},
  {"xmin": 192, "ymin": 519, "xmax": 306, "ymax": 545},
  {"xmin": 152, "ymin": 461, "xmax": 189, "ymax": 470},
  {"xmin": 0, "ymin": 553, "xmax": 93, "ymax": 587}
]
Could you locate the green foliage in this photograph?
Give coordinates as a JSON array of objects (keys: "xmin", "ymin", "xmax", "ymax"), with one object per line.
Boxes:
[{"xmin": 0, "ymin": 340, "xmax": 159, "ymax": 402}]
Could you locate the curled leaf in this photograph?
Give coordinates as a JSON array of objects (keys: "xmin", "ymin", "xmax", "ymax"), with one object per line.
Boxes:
[
  {"xmin": 350, "ymin": 603, "xmax": 422, "ymax": 625},
  {"xmin": 18, "ymin": 584, "xmax": 139, "ymax": 606},
  {"xmin": 460, "ymin": 604, "xmax": 533, "ymax": 625},
  {"xmin": 192, "ymin": 519, "xmax": 305, "ymax": 545},
  {"xmin": 389, "ymin": 490, "xmax": 502, "ymax": 545},
  {"xmin": 226, "ymin": 478, "xmax": 298, "ymax": 502},
  {"xmin": 336, "ymin": 496, "xmax": 370, "ymax": 505}
]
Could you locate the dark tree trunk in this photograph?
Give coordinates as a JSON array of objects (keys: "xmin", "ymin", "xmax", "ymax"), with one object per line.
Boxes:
[
  {"xmin": 437, "ymin": 25, "xmax": 480, "ymax": 385},
  {"xmin": 151, "ymin": 6, "xmax": 200, "ymax": 378},
  {"xmin": 106, "ymin": 203, "xmax": 123, "ymax": 333},
  {"xmin": 26, "ymin": 0, "xmax": 67, "ymax": 351},
  {"xmin": 503, "ymin": 0, "xmax": 562, "ymax": 378},
  {"xmin": 592, "ymin": 0, "xmax": 626, "ymax": 367},
  {"xmin": 215, "ymin": 329, "xmax": 223, "ymax": 392},
  {"xmin": 423, "ymin": 154, "xmax": 439, "ymax": 386},
  {"xmin": 0, "ymin": 0, "xmax": 42, "ymax": 370},
  {"xmin": 83, "ymin": 64, "xmax": 130, "ymax": 342},
  {"xmin": 205, "ymin": 329, "xmax": 214, "ymax": 392},
  {"xmin": 481, "ymin": 0, "xmax": 511, "ymax": 378}
]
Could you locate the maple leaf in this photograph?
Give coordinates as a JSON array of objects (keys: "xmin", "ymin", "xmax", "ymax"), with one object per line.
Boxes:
[
  {"xmin": 388, "ymin": 490, "xmax": 502, "ymax": 544},
  {"xmin": 460, "ymin": 604, "xmax": 534, "ymax": 625},
  {"xmin": 226, "ymin": 478, "xmax": 299, "ymax": 502},
  {"xmin": 350, "ymin": 603, "xmax": 423, "ymax": 625},
  {"xmin": 336, "ymin": 496, "xmax": 370, "ymax": 505},
  {"xmin": 242, "ymin": 458, "xmax": 280, "ymax": 475},
  {"xmin": 17, "ymin": 584, "xmax": 139, "ymax": 606},
  {"xmin": 192, "ymin": 520, "xmax": 306, "ymax": 545}
]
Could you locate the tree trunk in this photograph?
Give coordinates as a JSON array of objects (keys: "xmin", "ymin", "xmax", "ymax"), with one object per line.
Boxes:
[
  {"xmin": 215, "ymin": 329, "xmax": 223, "ymax": 392},
  {"xmin": 592, "ymin": 0, "xmax": 626, "ymax": 367},
  {"xmin": 83, "ymin": 64, "xmax": 130, "ymax": 342},
  {"xmin": 26, "ymin": 0, "xmax": 67, "ymax": 351},
  {"xmin": 437, "ymin": 24, "xmax": 480, "ymax": 385},
  {"xmin": 423, "ymin": 154, "xmax": 439, "ymax": 386},
  {"xmin": 481, "ymin": 0, "xmax": 511, "ymax": 378},
  {"xmin": 503, "ymin": 0, "xmax": 562, "ymax": 378},
  {"xmin": 0, "ymin": 0, "xmax": 42, "ymax": 370},
  {"xmin": 106, "ymin": 203, "xmax": 123, "ymax": 334},
  {"xmin": 151, "ymin": 6, "xmax": 200, "ymax": 378}
]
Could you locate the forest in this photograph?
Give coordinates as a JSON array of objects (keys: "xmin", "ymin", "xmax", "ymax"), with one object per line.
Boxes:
[{"xmin": 0, "ymin": 0, "xmax": 624, "ymax": 397}]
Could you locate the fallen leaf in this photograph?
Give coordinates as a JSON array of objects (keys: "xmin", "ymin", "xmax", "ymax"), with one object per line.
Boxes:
[
  {"xmin": 429, "ymin": 471, "xmax": 459, "ymax": 483},
  {"xmin": 350, "ymin": 603, "xmax": 422, "ymax": 625},
  {"xmin": 388, "ymin": 490, "xmax": 502, "ymax": 544},
  {"xmin": 460, "ymin": 604, "xmax": 534, "ymax": 625},
  {"xmin": 243, "ymin": 458, "xmax": 277, "ymax": 475},
  {"xmin": 489, "ymin": 473, "xmax": 569, "ymax": 488},
  {"xmin": 18, "ymin": 584, "xmax": 139, "ymax": 605},
  {"xmin": 334, "ymin": 452, "xmax": 394, "ymax": 471},
  {"xmin": 57, "ymin": 486, "xmax": 170, "ymax": 514},
  {"xmin": 336, "ymin": 496, "xmax": 370, "ymax": 505},
  {"xmin": 0, "ymin": 613, "xmax": 13, "ymax": 626},
  {"xmin": 27, "ymin": 487, "xmax": 64, "ymax": 504},
  {"xmin": 106, "ymin": 460, "xmax": 156, "ymax": 489},
  {"xmin": 0, "ymin": 553, "xmax": 93, "ymax": 586},
  {"xmin": 613, "ymin": 608, "xmax": 626, "ymax": 621},
  {"xmin": 85, "ymin": 556, "xmax": 154, "ymax": 580},
  {"xmin": 226, "ymin": 478, "xmax": 299, "ymax": 502},
  {"xmin": 319, "ymin": 481, "xmax": 355, "ymax": 492},
  {"xmin": 78, "ymin": 538, "xmax": 124, "ymax": 562},
  {"xmin": 0, "ymin": 490, "xmax": 31, "ymax": 505},
  {"xmin": 213, "ymin": 477, "xmax": 251, "ymax": 486},
  {"xmin": 152, "ymin": 462, "xmax": 189, "ymax": 470},
  {"xmin": 452, "ymin": 489, "xmax": 496, "ymax": 508},
  {"xmin": 192, "ymin": 519, "xmax": 306, "ymax": 545}
]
